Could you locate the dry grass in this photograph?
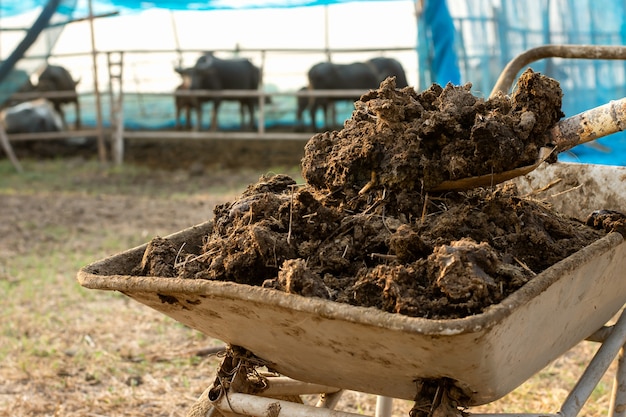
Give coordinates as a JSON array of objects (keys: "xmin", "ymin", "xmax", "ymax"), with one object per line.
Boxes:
[{"xmin": 0, "ymin": 157, "xmax": 621, "ymax": 416}]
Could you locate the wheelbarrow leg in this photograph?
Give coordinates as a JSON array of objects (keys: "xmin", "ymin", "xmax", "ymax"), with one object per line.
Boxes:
[
  {"xmin": 316, "ymin": 390, "xmax": 344, "ymax": 409},
  {"xmin": 559, "ymin": 309, "xmax": 626, "ymax": 417},
  {"xmin": 609, "ymin": 345, "xmax": 626, "ymax": 417},
  {"xmin": 375, "ymin": 396, "xmax": 393, "ymax": 417}
]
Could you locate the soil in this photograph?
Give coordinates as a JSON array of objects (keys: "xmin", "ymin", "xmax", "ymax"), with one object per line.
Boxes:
[
  {"xmin": 0, "ymin": 162, "xmax": 310, "ymax": 417},
  {"xmin": 133, "ymin": 70, "xmax": 626, "ymax": 320}
]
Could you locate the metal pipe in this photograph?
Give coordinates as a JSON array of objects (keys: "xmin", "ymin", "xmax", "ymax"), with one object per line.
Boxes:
[
  {"xmin": 559, "ymin": 309, "xmax": 626, "ymax": 417},
  {"xmin": 259, "ymin": 376, "xmax": 341, "ymax": 397},
  {"xmin": 490, "ymin": 45, "xmax": 626, "ymax": 98},
  {"xmin": 610, "ymin": 347, "xmax": 626, "ymax": 417},
  {"xmin": 214, "ymin": 392, "xmax": 368, "ymax": 417},
  {"xmin": 375, "ymin": 396, "xmax": 393, "ymax": 417}
]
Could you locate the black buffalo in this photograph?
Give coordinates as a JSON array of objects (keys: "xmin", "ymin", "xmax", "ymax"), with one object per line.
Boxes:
[
  {"xmin": 295, "ymin": 86, "xmax": 310, "ymax": 131},
  {"xmin": 297, "ymin": 57, "xmax": 409, "ymax": 131},
  {"xmin": 176, "ymin": 53, "xmax": 262, "ymax": 131},
  {"xmin": 1, "ymin": 64, "xmax": 78, "ymax": 133},
  {"xmin": 173, "ymin": 69, "xmax": 200, "ymax": 130},
  {"xmin": 1, "ymin": 98, "xmax": 64, "ymax": 134},
  {"xmin": 367, "ymin": 57, "xmax": 409, "ymax": 88},
  {"xmin": 36, "ymin": 65, "xmax": 80, "ymax": 130}
]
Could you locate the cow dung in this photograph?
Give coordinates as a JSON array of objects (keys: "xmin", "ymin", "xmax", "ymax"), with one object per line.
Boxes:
[{"xmin": 134, "ymin": 70, "xmax": 625, "ymax": 319}]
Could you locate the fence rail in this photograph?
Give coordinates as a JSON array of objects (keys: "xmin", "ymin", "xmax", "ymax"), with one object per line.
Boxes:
[
  {"xmin": 1, "ymin": 46, "xmax": 418, "ymax": 163},
  {"xmin": 3, "ymin": 88, "xmax": 378, "ymax": 143}
]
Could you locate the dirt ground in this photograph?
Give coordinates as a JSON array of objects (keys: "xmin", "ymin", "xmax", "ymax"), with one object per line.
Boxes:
[{"xmin": 0, "ymin": 137, "xmax": 311, "ymax": 417}]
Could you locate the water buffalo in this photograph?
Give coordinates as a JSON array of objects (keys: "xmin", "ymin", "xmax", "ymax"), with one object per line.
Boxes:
[
  {"xmin": 1, "ymin": 98, "xmax": 64, "ymax": 134},
  {"xmin": 297, "ymin": 57, "xmax": 409, "ymax": 132},
  {"xmin": 295, "ymin": 86, "xmax": 310, "ymax": 131},
  {"xmin": 177, "ymin": 53, "xmax": 262, "ymax": 131},
  {"xmin": 367, "ymin": 57, "xmax": 409, "ymax": 88},
  {"xmin": 173, "ymin": 69, "xmax": 200, "ymax": 130},
  {"xmin": 36, "ymin": 65, "xmax": 80, "ymax": 130}
]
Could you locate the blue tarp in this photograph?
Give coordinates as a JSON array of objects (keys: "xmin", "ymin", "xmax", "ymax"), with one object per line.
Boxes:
[
  {"xmin": 0, "ymin": 0, "xmax": 403, "ymax": 17},
  {"xmin": 422, "ymin": 0, "xmax": 460, "ymax": 86}
]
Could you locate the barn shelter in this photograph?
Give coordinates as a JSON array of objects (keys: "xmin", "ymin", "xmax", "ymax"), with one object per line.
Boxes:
[
  {"xmin": 0, "ymin": 0, "xmax": 431, "ymax": 163},
  {"xmin": 1, "ymin": 0, "xmax": 626, "ymax": 166}
]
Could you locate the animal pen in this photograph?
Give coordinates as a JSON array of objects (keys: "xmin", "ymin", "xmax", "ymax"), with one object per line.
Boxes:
[{"xmin": 2, "ymin": 0, "xmax": 626, "ymax": 166}]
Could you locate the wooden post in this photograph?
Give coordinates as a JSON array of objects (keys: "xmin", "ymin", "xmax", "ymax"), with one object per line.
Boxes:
[
  {"xmin": 107, "ymin": 51, "xmax": 124, "ymax": 165},
  {"xmin": 258, "ymin": 50, "xmax": 266, "ymax": 135},
  {"xmin": 88, "ymin": 0, "xmax": 107, "ymax": 163},
  {"xmin": 0, "ymin": 125, "xmax": 22, "ymax": 172}
]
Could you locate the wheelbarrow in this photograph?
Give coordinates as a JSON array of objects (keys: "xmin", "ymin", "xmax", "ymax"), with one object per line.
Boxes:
[{"xmin": 77, "ymin": 46, "xmax": 626, "ymax": 417}]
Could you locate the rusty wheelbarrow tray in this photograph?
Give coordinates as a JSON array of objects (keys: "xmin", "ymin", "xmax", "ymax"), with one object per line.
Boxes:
[{"xmin": 77, "ymin": 162, "xmax": 626, "ymax": 408}]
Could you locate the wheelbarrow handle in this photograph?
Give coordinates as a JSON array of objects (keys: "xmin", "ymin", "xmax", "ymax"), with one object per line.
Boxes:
[{"xmin": 490, "ymin": 45, "xmax": 626, "ymax": 97}]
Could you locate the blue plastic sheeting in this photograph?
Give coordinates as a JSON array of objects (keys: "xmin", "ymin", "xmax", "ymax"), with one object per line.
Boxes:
[
  {"xmin": 0, "ymin": 0, "xmax": 400, "ymax": 17},
  {"xmin": 107, "ymin": 0, "xmax": 397, "ymax": 11},
  {"xmin": 421, "ymin": 0, "xmax": 460, "ymax": 86},
  {"xmin": 1, "ymin": 1, "xmax": 77, "ymax": 17},
  {"xmin": 0, "ymin": 0, "xmax": 61, "ymax": 84}
]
